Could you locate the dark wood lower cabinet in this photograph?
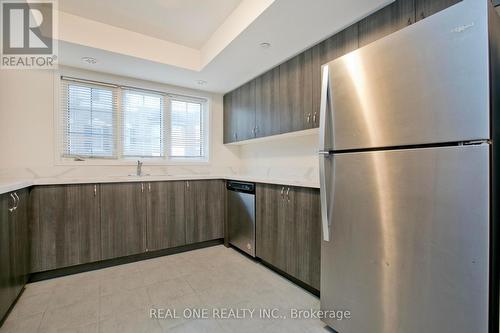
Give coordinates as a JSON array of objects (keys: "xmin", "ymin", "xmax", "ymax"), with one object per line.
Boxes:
[
  {"xmin": 0, "ymin": 193, "xmax": 13, "ymax": 321},
  {"xmin": 1, "ymin": 189, "xmax": 30, "ymax": 322},
  {"xmin": 147, "ymin": 181, "xmax": 186, "ymax": 251},
  {"xmin": 256, "ymin": 184, "xmax": 287, "ymax": 272},
  {"xmin": 10, "ymin": 189, "xmax": 30, "ymax": 295},
  {"xmin": 256, "ymin": 184, "xmax": 321, "ymax": 290},
  {"xmin": 100, "ymin": 183, "xmax": 147, "ymax": 260},
  {"xmin": 185, "ymin": 180, "xmax": 224, "ymax": 244},
  {"xmin": 31, "ymin": 185, "xmax": 100, "ymax": 271}
]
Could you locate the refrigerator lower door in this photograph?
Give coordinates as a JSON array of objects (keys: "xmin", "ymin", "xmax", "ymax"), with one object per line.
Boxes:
[{"xmin": 321, "ymin": 145, "xmax": 489, "ymax": 333}]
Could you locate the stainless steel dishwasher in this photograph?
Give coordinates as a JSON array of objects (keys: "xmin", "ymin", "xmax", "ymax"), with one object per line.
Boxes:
[{"xmin": 227, "ymin": 181, "xmax": 256, "ymax": 257}]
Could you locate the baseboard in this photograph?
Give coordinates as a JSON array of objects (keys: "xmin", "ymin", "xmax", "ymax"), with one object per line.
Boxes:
[
  {"xmin": 0, "ymin": 286, "xmax": 26, "ymax": 327},
  {"xmin": 29, "ymin": 239, "xmax": 224, "ymax": 282},
  {"xmin": 228, "ymin": 244, "xmax": 320, "ymax": 297}
]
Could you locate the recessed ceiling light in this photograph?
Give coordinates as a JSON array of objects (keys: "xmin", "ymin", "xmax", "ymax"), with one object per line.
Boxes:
[
  {"xmin": 197, "ymin": 80, "xmax": 207, "ymax": 85},
  {"xmin": 259, "ymin": 42, "xmax": 271, "ymax": 49},
  {"xmin": 81, "ymin": 57, "xmax": 97, "ymax": 65}
]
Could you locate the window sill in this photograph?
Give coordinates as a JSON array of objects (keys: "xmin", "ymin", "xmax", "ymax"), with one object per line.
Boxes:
[{"xmin": 55, "ymin": 158, "xmax": 210, "ymax": 166}]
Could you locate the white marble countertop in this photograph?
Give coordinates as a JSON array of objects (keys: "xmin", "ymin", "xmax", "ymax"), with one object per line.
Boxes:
[{"xmin": 0, "ymin": 174, "xmax": 319, "ymax": 195}]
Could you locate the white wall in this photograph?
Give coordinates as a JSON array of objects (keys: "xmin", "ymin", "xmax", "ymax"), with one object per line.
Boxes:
[
  {"xmin": 0, "ymin": 67, "xmax": 241, "ymax": 180},
  {"xmin": 0, "ymin": 67, "xmax": 318, "ymax": 182},
  {"xmin": 238, "ymin": 133, "xmax": 319, "ymax": 185}
]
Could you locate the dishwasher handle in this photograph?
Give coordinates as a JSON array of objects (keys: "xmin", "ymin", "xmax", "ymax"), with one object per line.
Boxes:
[{"xmin": 226, "ymin": 181, "xmax": 255, "ymax": 194}]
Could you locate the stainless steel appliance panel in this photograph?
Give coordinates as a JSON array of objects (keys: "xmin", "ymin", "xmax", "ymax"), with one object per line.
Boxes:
[
  {"xmin": 227, "ymin": 183, "xmax": 256, "ymax": 257},
  {"xmin": 321, "ymin": 145, "xmax": 489, "ymax": 333},
  {"xmin": 322, "ymin": 0, "xmax": 489, "ymax": 151}
]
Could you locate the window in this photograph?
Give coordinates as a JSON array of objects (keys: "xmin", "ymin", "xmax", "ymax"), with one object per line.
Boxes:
[
  {"xmin": 61, "ymin": 81, "xmax": 117, "ymax": 158},
  {"xmin": 169, "ymin": 98, "xmax": 206, "ymax": 159},
  {"xmin": 59, "ymin": 77, "xmax": 208, "ymax": 162},
  {"xmin": 122, "ymin": 90, "xmax": 164, "ymax": 158}
]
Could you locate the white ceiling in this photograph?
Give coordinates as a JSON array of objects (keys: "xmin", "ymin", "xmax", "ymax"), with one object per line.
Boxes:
[
  {"xmin": 59, "ymin": 0, "xmax": 243, "ymax": 49},
  {"xmin": 58, "ymin": 0, "xmax": 394, "ymax": 93}
]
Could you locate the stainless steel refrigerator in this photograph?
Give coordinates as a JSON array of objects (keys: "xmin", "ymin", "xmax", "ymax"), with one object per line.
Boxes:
[{"xmin": 318, "ymin": 0, "xmax": 499, "ymax": 332}]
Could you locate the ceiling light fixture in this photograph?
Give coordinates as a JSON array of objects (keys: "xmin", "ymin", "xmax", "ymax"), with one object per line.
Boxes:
[
  {"xmin": 259, "ymin": 42, "xmax": 271, "ymax": 49},
  {"xmin": 197, "ymin": 80, "xmax": 207, "ymax": 85},
  {"xmin": 81, "ymin": 57, "xmax": 97, "ymax": 65}
]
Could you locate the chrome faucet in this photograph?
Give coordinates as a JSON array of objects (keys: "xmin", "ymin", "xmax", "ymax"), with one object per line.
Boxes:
[{"xmin": 136, "ymin": 160, "xmax": 143, "ymax": 176}]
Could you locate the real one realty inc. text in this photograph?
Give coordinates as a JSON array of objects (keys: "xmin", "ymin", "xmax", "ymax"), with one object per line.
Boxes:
[{"xmin": 150, "ymin": 308, "xmax": 351, "ymax": 321}]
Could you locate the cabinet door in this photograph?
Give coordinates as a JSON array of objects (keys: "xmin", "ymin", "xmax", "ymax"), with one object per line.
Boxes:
[
  {"xmin": 0, "ymin": 193, "xmax": 13, "ymax": 321},
  {"xmin": 358, "ymin": 0, "xmax": 415, "ymax": 47},
  {"xmin": 312, "ymin": 25, "xmax": 359, "ymax": 128},
  {"xmin": 223, "ymin": 92, "xmax": 236, "ymax": 144},
  {"xmin": 256, "ymin": 184, "xmax": 287, "ymax": 272},
  {"xmin": 235, "ymin": 80, "xmax": 256, "ymax": 141},
  {"xmin": 279, "ymin": 50, "xmax": 313, "ymax": 133},
  {"xmin": 416, "ymin": 0, "xmax": 461, "ymax": 21},
  {"xmin": 255, "ymin": 67, "xmax": 280, "ymax": 137},
  {"xmin": 147, "ymin": 181, "xmax": 186, "ymax": 251},
  {"xmin": 10, "ymin": 189, "xmax": 30, "ymax": 296},
  {"xmin": 101, "ymin": 183, "xmax": 146, "ymax": 260},
  {"xmin": 33, "ymin": 185, "xmax": 101, "ymax": 271},
  {"xmin": 286, "ymin": 187, "xmax": 321, "ymax": 290},
  {"xmin": 185, "ymin": 180, "xmax": 224, "ymax": 244}
]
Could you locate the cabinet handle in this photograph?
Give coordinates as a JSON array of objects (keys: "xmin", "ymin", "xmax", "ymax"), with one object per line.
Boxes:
[
  {"xmin": 306, "ymin": 113, "xmax": 311, "ymax": 123},
  {"xmin": 8, "ymin": 193, "xmax": 16, "ymax": 212},
  {"xmin": 141, "ymin": 183, "xmax": 144, "ymax": 193},
  {"xmin": 13, "ymin": 192, "xmax": 19, "ymax": 210},
  {"xmin": 233, "ymin": 132, "xmax": 238, "ymax": 140},
  {"xmin": 148, "ymin": 183, "xmax": 152, "ymax": 192},
  {"xmin": 313, "ymin": 112, "xmax": 317, "ymax": 124},
  {"xmin": 280, "ymin": 187, "xmax": 285, "ymax": 199},
  {"xmin": 186, "ymin": 181, "xmax": 190, "ymax": 190},
  {"xmin": 94, "ymin": 185, "xmax": 97, "ymax": 197},
  {"xmin": 286, "ymin": 187, "xmax": 290, "ymax": 202}
]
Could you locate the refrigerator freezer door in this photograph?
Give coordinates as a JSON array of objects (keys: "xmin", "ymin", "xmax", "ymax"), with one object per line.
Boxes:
[
  {"xmin": 326, "ymin": 0, "xmax": 489, "ymax": 151},
  {"xmin": 321, "ymin": 145, "xmax": 489, "ymax": 333}
]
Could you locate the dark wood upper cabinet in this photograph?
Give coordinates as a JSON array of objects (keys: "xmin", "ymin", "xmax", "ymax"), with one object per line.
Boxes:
[
  {"xmin": 222, "ymin": 0, "xmax": 460, "ymax": 142},
  {"xmin": 255, "ymin": 67, "xmax": 280, "ymax": 137},
  {"xmin": 312, "ymin": 25, "xmax": 359, "ymax": 126},
  {"xmin": 279, "ymin": 49, "xmax": 313, "ymax": 133},
  {"xmin": 223, "ymin": 91, "xmax": 236, "ymax": 144},
  {"xmin": 32, "ymin": 185, "xmax": 101, "ymax": 271},
  {"xmin": 358, "ymin": 0, "xmax": 415, "ymax": 47},
  {"xmin": 223, "ymin": 81, "xmax": 256, "ymax": 143},
  {"xmin": 100, "ymin": 183, "xmax": 146, "ymax": 260},
  {"xmin": 416, "ymin": 0, "xmax": 462, "ymax": 21},
  {"xmin": 147, "ymin": 181, "xmax": 186, "ymax": 251},
  {"xmin": 236, "ymin": 80, "xmax": 256, "ymax": 141},
  {"xmin": 185, "ymin": 180, "xmax": 224, "ymax": 244}
]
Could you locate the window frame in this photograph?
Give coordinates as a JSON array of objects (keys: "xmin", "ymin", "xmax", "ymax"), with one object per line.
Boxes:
[
  {"xmin": 167, "ymin": 95, "xmax": 209, "ymax": 162},
  {"xmin": 55, "ymin": 74, "xmax": 211, "ymax": 166}
]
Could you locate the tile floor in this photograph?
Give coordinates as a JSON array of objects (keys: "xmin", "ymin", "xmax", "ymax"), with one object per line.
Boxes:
[{"xmin": 0, "ymin": 246, "xmax": 331, "ymax": 333}]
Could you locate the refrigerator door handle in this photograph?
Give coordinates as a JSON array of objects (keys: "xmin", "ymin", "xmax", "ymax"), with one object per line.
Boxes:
[
  {"xmin": 319, "ymin": 153, "xmax": 332, "ymax": 242},
  {"xmin": 319, "ymin": 65, "xmax": 331, "ymax": 152}
]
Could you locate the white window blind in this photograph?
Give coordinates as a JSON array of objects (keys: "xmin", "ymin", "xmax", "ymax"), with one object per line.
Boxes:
[
  {"xmin": 60, "ymin": 79, "xmax": 117, "ymax": 158},
  {"xmin": 60, "ymin": 76, "xmax": 208, "ymax": 162},
  {"xmin": 169, "ymin": 98, "xmax": 206, "ymax": 159},
  {"xmin": 122, "ymin": 90, "xmax": 164, "ymax": 157}
]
